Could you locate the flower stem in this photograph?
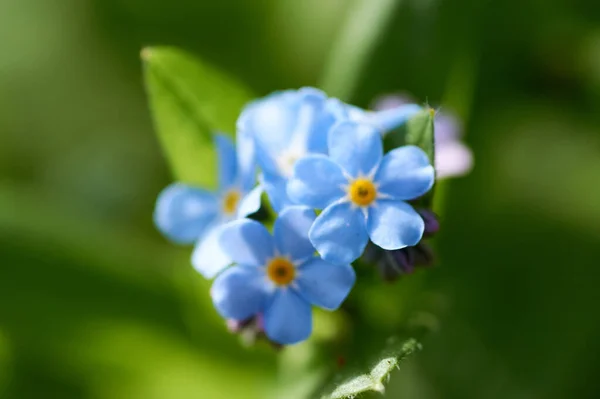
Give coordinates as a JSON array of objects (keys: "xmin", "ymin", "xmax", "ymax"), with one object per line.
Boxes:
[{"xmin": 319, "ymin": 0, "xmax": 402, "ymax": 101}]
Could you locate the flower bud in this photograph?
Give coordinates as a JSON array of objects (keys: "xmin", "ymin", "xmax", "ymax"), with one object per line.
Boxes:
[{"xmin": 418, "ymin": 209, "xmax": 440, "ymax": 237}]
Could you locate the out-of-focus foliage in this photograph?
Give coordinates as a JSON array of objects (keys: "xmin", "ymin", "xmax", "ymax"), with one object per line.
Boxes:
[
  {"xmin": 1, "ymin": 0, "xmax": 600, "ymax": 398},
  {"xmin": 142, "ymin": 46, "xmax": 253, "ymax": 186}
]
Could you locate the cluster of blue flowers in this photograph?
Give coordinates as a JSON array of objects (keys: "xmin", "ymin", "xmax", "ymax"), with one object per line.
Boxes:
[{"xmin": 154, "ymin": 87, "xmax": 435, "ymax": 345}]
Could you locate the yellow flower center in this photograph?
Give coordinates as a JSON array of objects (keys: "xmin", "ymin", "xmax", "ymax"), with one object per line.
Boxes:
[
  {"xmin": 349, "ymin": 178, "xmax": 377, "ymax": 207},
  {"xmin": 266, "ymin": 257, "xmax": 296, "ymax": 286},
  {"xmin": 222, "ymin": 190, "xmax": 241, "ymax": 215}
]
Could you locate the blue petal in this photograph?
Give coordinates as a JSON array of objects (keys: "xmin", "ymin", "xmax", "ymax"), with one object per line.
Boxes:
[
  {"xmin": 219, "ymin": 219, "xmax": 275, "ymax": 267},
  {"xmin": 371, "ymin": 104, "xmax": 422, "ymax": 133},
  {"xmin": 287, "ymin": 155, "xmax": 346, "ymax": 209},
  {"xmin": 324, "ymin": 97, "xmax": 351, "ymax": 121},
  {"xmin": 242, "ymin": 88, "xmax": 336, "ymax": 178},
  {"xmin": 191, "ymin": 225, "xmax": 232, "ymax": 279},
  {"xmin": 215, "ymin": 134, "xmax": 238, "ymax": 189},
  {"xmin": 273, "ymin": 206, "xmax": 317, "ymax": 262},
  {"xmin": 264, "ymin": 288, "xmax": 312, "ymax": 345},
  {"xmin": 367, "ymin": 200, "xmax": 425, "ymax": 250},
  {"xmin": 309, "ymin": 202, "xmax": 368, "ymax": 265},
  {"xmin": 260, "ymin": 173, "xmax": 294, "ymax": 212},
  {"xmin": 327, "ymin": 121, "xmax": 383, "ymax": 177},
  {"xmin": 235, "ymin": 128, "xmax": 257, "ymax": 192},
  {"xmin": 236, "ymin": 185, "xmax": 263, "ymax": 218},
  {"xmin": 328, "ymin": 99, "xmax": 372, "ymax": 125},
  {"xmin": 211, "ymin": 266, "xmax": 266, "ymax": 320},
  {"xmin": 240, "ymin": 91, "xmax": 305, "ymax": 177},
  {"xmin": 296, "ymin": 259, "xmax": 355, "ymax": 310},
  {"xmin": 375, "ymin": 145, "xmax": 435, "ymax": 200},
  {"xmin": 153, "ymin": 183, "xmax": 218, "ymax": 244},
  {"xmin": 326, "ymin": 100, "xmax": 421, "ymax": 135}
]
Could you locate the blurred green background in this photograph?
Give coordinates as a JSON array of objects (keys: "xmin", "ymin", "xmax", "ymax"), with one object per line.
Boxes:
[{"xmin": 2, "ymin": 0, "xmax": 600, "ymax": 398}]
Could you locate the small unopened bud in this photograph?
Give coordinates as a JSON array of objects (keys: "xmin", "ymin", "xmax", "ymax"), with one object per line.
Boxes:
[
  {"xmin": 376, "ymin": 248, "xmax": 414, "ymax": 281},
  {"xmin": 226, "ymin": 316, "xmax": 256, "ymax": 334},
  {"xmin": 410, "ymin": 242, "xmax": 435, "ymax": 267},
  {"xmin": 418, "ymin": 209, "xmax": 440, "ymax": 237},
  {"xmin": 226, "ymin": 314, "xmax": 283, "ymax": 349}
]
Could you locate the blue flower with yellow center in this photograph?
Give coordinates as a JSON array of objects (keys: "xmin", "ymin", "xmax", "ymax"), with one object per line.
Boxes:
[
  {"xmin": 211, "ymin": 207, "xmax": 356, "ymax": 345},
  {"xmin": 287, "ymin": 121, "xmax": 435, "ymax": 265},
  {"xmin": 153, "ymin": 134, "xmax": 262, "ymax": 278},
  {"xmin": 238, "ymin": 87, "xmax": 422, "ymax": 211}
]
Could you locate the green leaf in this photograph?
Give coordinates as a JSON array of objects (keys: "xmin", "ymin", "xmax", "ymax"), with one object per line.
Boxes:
[
  {"xmin": 404, "ymin": 108, "xmax": 435, "ymax": 165},
  {"xmin": 321, "ymin": 338, "xmax": 421, "ymax": 399},
  {"xmin": 404, "ymin": 108, "xmax": 436, "ymax": 208},
  {"xmin": 142, "ymin": 46, "xmax": 253, "ymax": 187}
]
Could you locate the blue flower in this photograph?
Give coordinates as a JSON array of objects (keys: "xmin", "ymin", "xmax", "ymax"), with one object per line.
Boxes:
[
  {"xmin": 237, "ymin": 88, "xmax": 341, "ymax": 211},
  {"xmin": 238, "ymin": 87, "xmax": 422, "ymax": 211},
  {"xmin": 154, "ymin": 134, "xmax": 262, "ymax": 278},
  {"xmin": 287, "ymin": 121, "xmax": 435, "ymax": 265},
  {"xmin": 211, "ymin": 206, "xmax": 356, "ymax": 345}
]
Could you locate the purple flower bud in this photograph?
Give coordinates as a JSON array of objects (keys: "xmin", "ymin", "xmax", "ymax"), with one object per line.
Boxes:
[
  {"xmin": 225, "ymin": 314, "xmax": 283, "ymax": 349},
  {"xmin": 418, "ymin": 209, "xmax": 440, "ymax": 237},
  {"xmin": 226, "ymin": 316, "xmax": 257, "ymax": 333},
  {"xmin": 387, "ymin": 248, "xmax": 415, "ymax": 274},
  {"xmin": 409, "ymin": 242, "xmax": 435, "ymax": 268},
  {"xmin": 363, "ymin": 238, "xmax": 436, "ymax": 282}
]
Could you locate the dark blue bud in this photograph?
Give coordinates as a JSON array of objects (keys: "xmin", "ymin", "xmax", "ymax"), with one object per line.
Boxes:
[
  {"xmin": 409, "ymin": 242, "xmax": 435, "ymax": 267},
  {"xmin": 418, "ymin": 209, "xmax": 440, "ymax": 237}
]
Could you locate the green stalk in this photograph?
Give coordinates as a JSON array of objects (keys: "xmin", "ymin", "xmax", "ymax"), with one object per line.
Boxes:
[{"xmin": 319, "ymin": 0, "xmax": 402, "ymax": 101}]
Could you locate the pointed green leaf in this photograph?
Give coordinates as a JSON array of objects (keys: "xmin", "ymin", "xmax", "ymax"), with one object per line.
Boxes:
[
  {"xmin": 404, "ymin": 109, "xmax": 435, "ymax": 161},
  {"xmin": 142, "ymin": 46, "xmax": 253, "ymax": 187},
  {"xmin": 321, "ymin": 338, "xmax": 421, "ymax": 399},
  {"xmin": 404, "ymin": 108, "xmax": 436, "ymax": 207}
]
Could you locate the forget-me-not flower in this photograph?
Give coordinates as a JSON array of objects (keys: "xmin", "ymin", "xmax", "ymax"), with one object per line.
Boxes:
[
  {"xmin": 238, "ymin": 87, "xmax": 423, "ymax": 211},
  {"xmin": 237, "ymin": 88, "xmax": 340, "ymax": 211},
  {"xmin": 287, "ymin": 121, "xmax": 435, "ymax": 265},
  {"xmin": 211, "ymin": 206, "xmax": 356, "ymax": 345},
  {"xmin": 154, "ymin": 134, "xmax": 262, "ymax": 278}
]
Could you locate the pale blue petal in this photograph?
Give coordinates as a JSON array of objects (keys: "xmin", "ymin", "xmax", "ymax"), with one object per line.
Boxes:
[
  {"xmin": 211, "ymin": 266, "xmax": 266, "ymax": 320},
  {"xmin": 309, "ymin": 202, "xmax": 368, "ymax": 265},
  {"xmin": 296, "ymin": 259, "xmax": 355, "ymax": 310},
  {"xmin": 375, "ymin": 145, "xmax": 435, "ymax": 200},
  {"xmin": 273, "ymin": 206, "xmax": 316, "ymax": 262},
  {"xmin": 191, "ymin": 225, "xmax": 232, "ymax": 279},
  {"xmin": 371, "ymin": 104, "xmax": 422, "ymax": 134},
  {"xmin": 367, "ymin": 200, "xmax": 425, "ymax": 250},
  {"xmin": 242, "ymin": 88, "xmax": 335, "ymax": 178},
  {"xmin": 264, "ymin": 288, "xmax": 312, "ymax": 345},
  {"xmin": 324, "ymin": 97, "xmax": 350, "ymax": 121},
  {"xmin": 287, "ymin": 155, "xmax": 346, "ymax": 209},
  {"xmin": 261, "ymin": 173, "xmax": 294, "ymax": 212},
  {"xmin": 326, "ymin": 100, "xmax": 420, "ymax": 135},
  {"xmin": 327, "ymin": 121, "xmax": 383, "ymax": 177},
  {"xmin": 236, "ymin": 185, "xmax": 263, "ymax": 218},
  {"xmin": 240, "ymin": 91, "xmax": 305, "ymax": 176},
  {"xmin": 153, "ymin": 183, "xmax": 218, "ymax": 244},
  {"xmin": 215, "ymin": 134, "xmax": 237, "ymax": 189},
  {"xmin": 236, "ymin": 128, "xmax": 257, "ymax": 192},
  {"xmin": 219, "ymin": 219, "xmax": 275, "ymax": 267},
  {"xmin": 301, "ymin": 88, "xmax": 338, "ymax": 155}
]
